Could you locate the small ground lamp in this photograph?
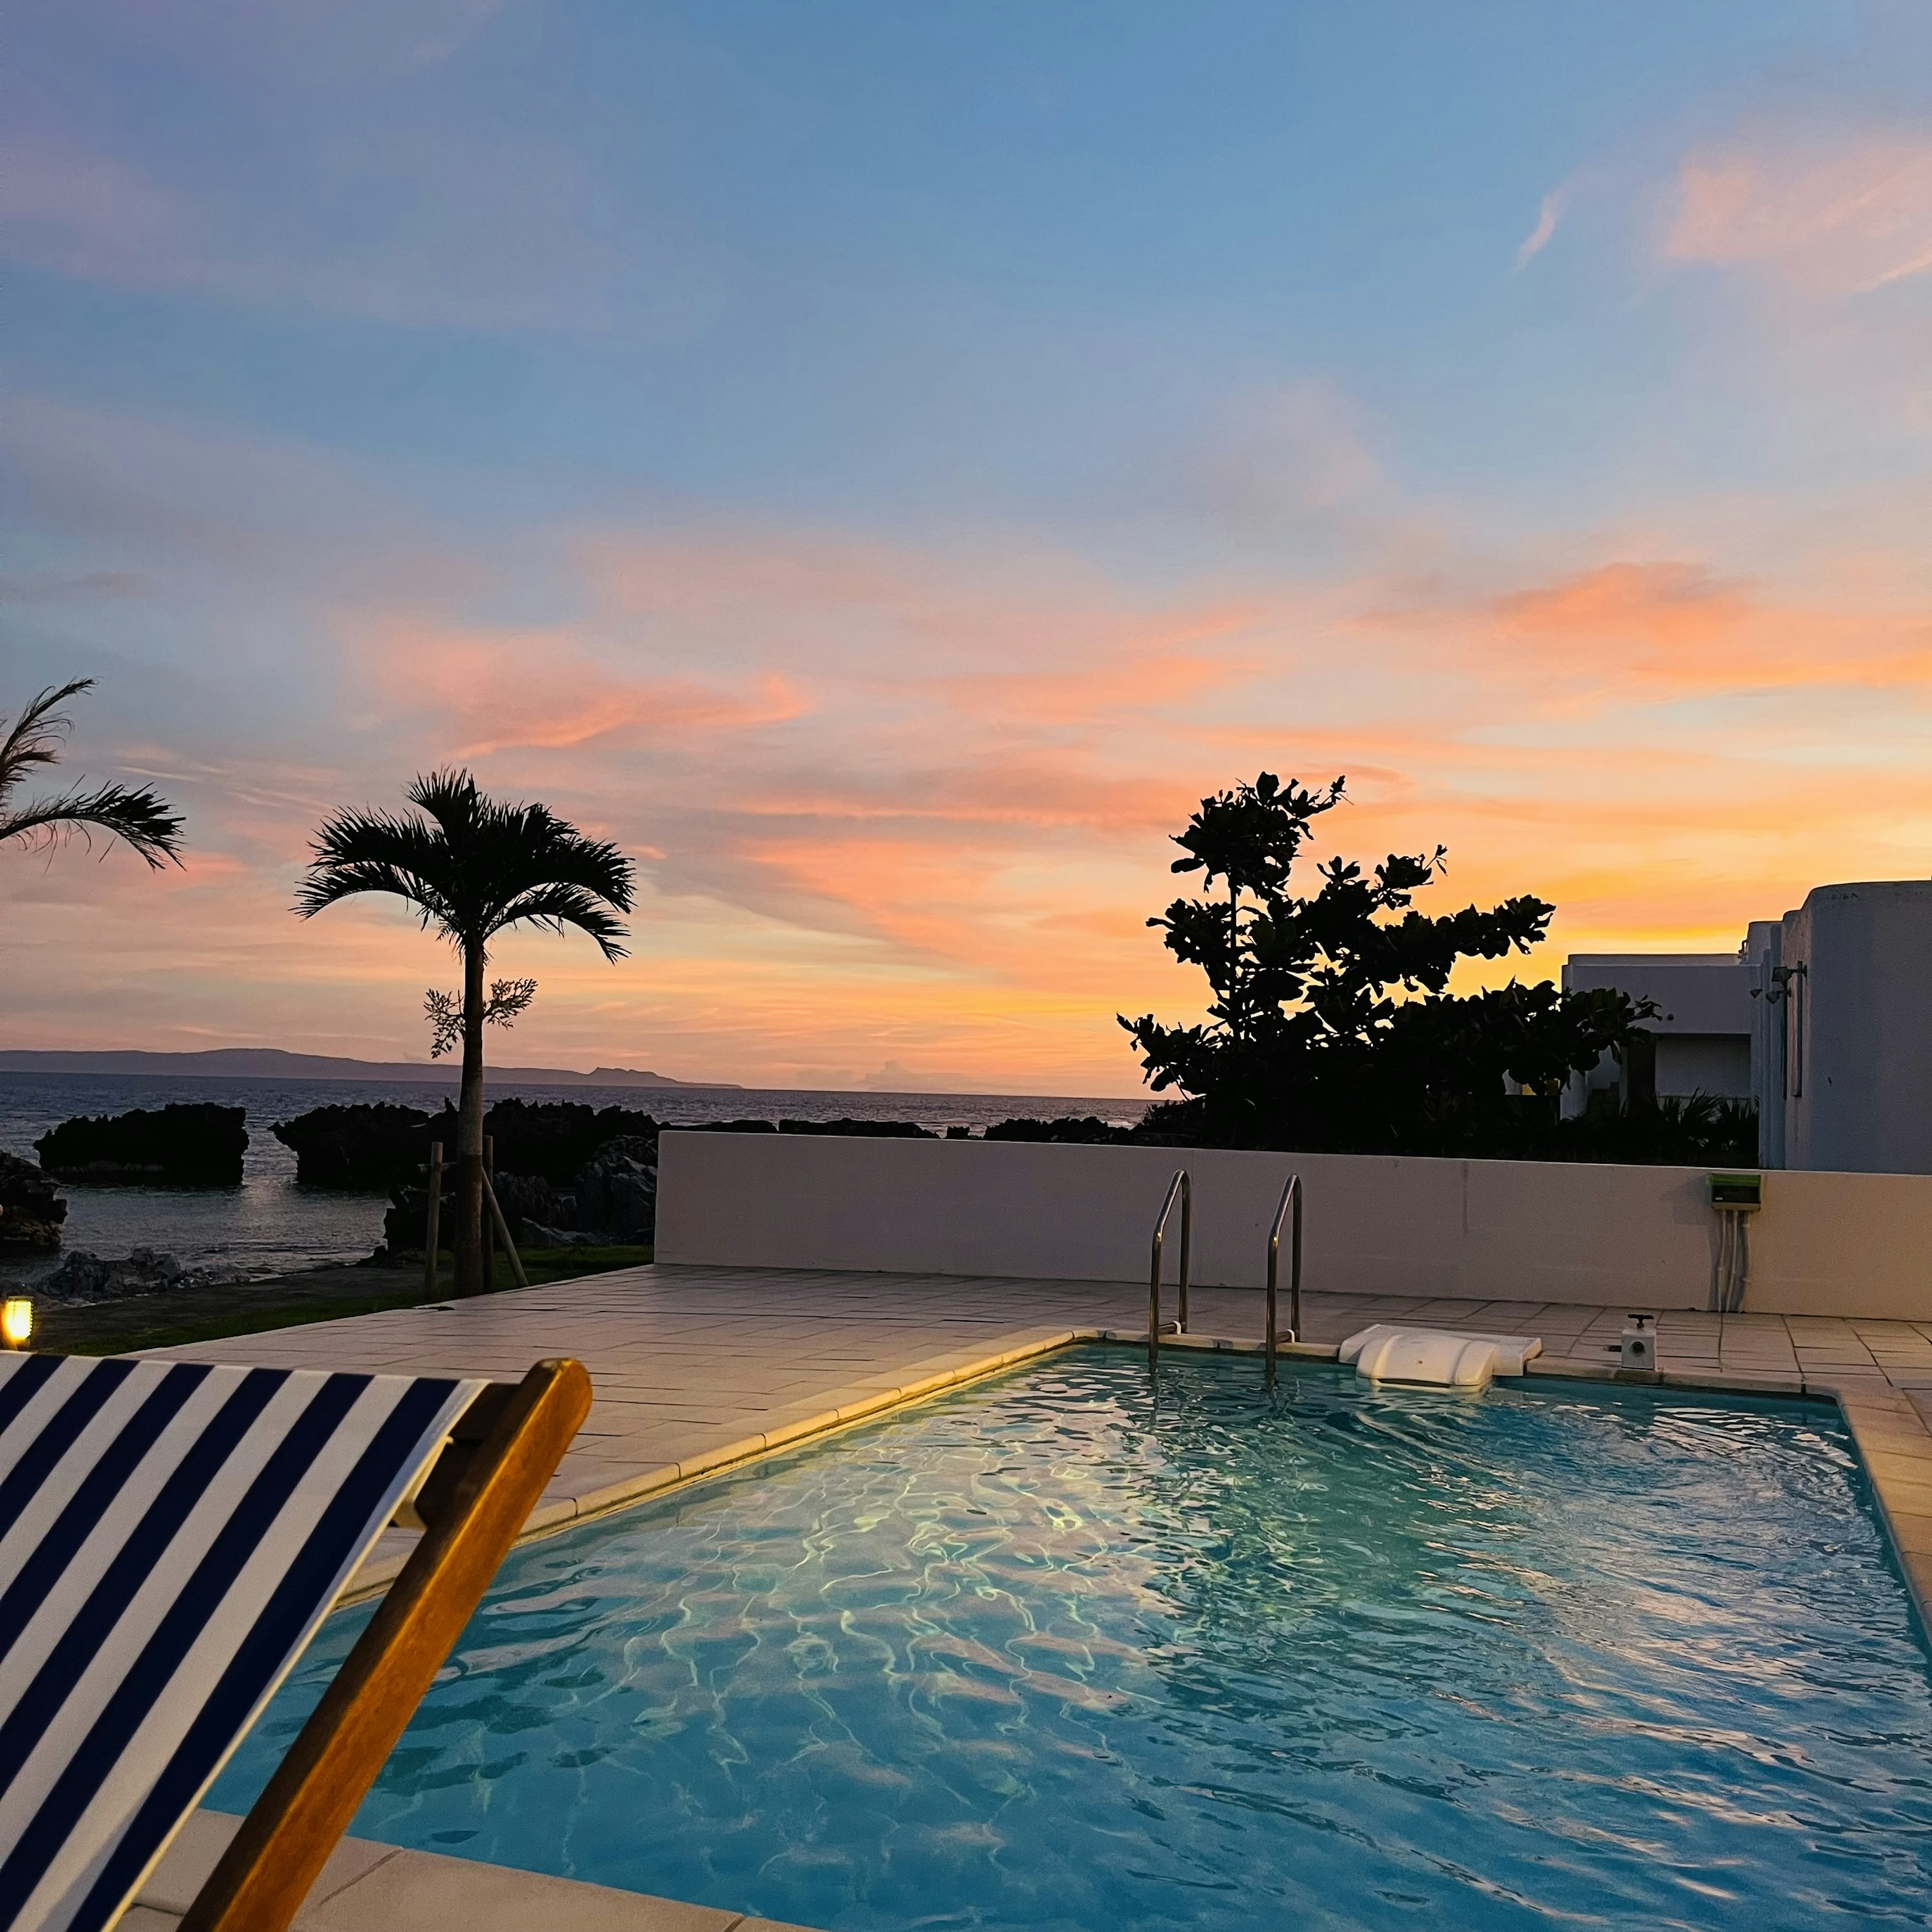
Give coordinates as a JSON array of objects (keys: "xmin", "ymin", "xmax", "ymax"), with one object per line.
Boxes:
[{"xmin": 2, "ymin": 1298, "xmax": 32, "ymax": 1349}]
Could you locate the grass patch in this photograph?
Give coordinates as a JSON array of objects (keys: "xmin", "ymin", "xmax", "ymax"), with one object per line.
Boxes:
[
  {"xmin": 482, "ymin": 1244, "xmax": 656, "ymax": 1291},
  {"xmin": 27, "ymin": 1244, "xmax": 653, "ymax": 1357}
]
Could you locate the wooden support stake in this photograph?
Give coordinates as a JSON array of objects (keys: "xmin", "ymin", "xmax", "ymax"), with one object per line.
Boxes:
[
  {"xmin": 422, "ymin": 1143, "xmax": 443, "ymax": 1301},
  {"xmin": 483, "ymin": 1134, "xmax": 497, "ymax": 1290},
  {"xmin": 480, "ymin": 1167, "xmax": 529, "ymax": 1289}
]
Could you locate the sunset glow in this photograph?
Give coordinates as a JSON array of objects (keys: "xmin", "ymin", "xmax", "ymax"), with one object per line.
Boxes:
[{"xmin": 5, "ymin": 4, "xmax": 1930, "ymax": 1094}]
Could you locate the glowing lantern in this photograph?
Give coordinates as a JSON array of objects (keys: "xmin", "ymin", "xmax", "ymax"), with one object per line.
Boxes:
[{"xmin": 2, "ymin": 1299, "xmax": 32, "ymax": 1348}]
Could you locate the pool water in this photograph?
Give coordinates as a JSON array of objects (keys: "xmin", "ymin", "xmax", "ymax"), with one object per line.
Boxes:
[{"xmin": 212, "ymin": 1352, "xmax": 1932, "ymax": 1931}]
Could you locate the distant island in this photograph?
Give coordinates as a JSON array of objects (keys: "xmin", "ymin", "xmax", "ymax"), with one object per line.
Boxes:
[{"xmin": 0, "ymin": 1048, "xmax": 740, "ymax": 1089}]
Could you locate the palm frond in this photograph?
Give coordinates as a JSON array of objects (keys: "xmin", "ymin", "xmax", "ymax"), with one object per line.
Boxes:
[
  {"xmin": 296, "ymin": 807, "xmax": 464, "ymax": 935},
  {"xmin": 0, "ymin": 681, "xmax": 93, "ymax": 808},
  {"xmin": 297, "ymin": 769, "xmax": 634, "ymax": 959},
  {"xmin": 493, "ymin": 881, "xmax": 631, "ymax": 958},
  {"xmin": 0, "ymin": 780, "xmax": 185, "ymax": 868}
]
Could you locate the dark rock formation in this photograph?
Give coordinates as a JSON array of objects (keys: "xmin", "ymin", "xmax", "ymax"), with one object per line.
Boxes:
[
  {"xmin": 39, "ymin": 1246, "xmax": 252, "ymax": 1303},
  {"xmin": 368, "ymin": 1107, "xmax": 949, "ymax": 1259},
  {"xmin": 490, "ymin": 1169, "xmax": 569, "ymax": 1238},
  {"xmin": 984, "ymin": 1115, "xmax": 1129, "ymax": 1144},
  {"xmin": 0, "ymin": 1149, "xmax": 67, "ymax": 1249},
  {"xmin": 477, "ymin": 1098, "xmax": 662, "ymax": 1183},
  {"xmin": 380, "ymin": 1132, "xmax": 658, "ymax": 1255},
  {"xmin": 272, "ymin": 1103, "xmax": 431, "ymax": 1188},
  {"xmin": 35, "ymin": 1103, "xmax": 248, "ymax": 1185},
  {"xmin": 569, "ymin": 1138, "xmax": 657, "ymax": 1242},
  {"xmin": 380, "ymin": 1182, "xmax": 451, "ymax": 1258}
]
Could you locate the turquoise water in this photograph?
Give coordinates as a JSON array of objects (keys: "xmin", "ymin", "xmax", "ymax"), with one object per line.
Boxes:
[{"xmin": 213, "ymin": 1353, "xmax": 1932, "ymax": 1931}]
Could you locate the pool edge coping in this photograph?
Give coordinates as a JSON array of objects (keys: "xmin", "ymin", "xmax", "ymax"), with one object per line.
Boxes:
[{"xmin": 342, "ymin": 1322, "xmax": 1932, "ymax": 1629}]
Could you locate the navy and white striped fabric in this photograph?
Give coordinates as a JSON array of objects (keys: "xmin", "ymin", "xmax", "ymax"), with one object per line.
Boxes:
[{"xmin": 0, "ymin": 1352, "xmax": 486, "ymax": 1932}]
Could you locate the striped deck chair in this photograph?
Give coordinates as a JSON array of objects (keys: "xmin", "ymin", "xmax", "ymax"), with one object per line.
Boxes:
[{"xmin": 0, "ymin": 1349, "xmax": 591, "ymax": 1932}]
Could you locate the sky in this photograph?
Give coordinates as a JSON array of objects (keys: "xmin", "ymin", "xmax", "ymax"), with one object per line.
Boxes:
[{"xmin": 5, "ymin": 1, "xmax": 1932, "ymax": 1096}]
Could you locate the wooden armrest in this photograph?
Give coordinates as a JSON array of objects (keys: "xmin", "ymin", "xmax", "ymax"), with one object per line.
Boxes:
[{"xmin": 181, "ymin": 1358, "xmax": 592, "ymax": 1932}]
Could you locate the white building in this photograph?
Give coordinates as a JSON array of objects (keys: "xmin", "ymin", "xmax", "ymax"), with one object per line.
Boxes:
[
  {"xmin": 1561, "ymin": 953, "xmax": 1752, "ymax": 1107},
  {"xmin": 1567, "ymin": 878, "xmax": 1932, "ymax": 1175}
]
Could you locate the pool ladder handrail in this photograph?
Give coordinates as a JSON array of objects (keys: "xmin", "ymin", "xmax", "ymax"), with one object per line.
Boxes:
[
  {"xmin": 1265, "ymin": 1173, "xmax": 1303, "ymax": 1389},
  {"xmin": 1148, "ymin": 1168, "xmax": 1192, "ymax": 1366}
]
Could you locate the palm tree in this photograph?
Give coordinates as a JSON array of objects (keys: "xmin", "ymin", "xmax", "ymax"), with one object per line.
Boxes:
[
  {"xmin": 297, "ymin": 769, "xmax": 635, "ymax": 1296},
  {"xmin": 1, "ymin": 680, "xmax": 185, "ymax": 867}
]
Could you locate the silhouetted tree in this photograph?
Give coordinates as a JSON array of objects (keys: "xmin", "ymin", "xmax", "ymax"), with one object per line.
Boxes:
[
  {"xmin": 0, "ymin": 680, "xmax": 184, "ymax": 868},
  {"xmin": 1120, "ymin": 773, "xmax": 1654, "ymax": 1154},
  {"xmin": 297, "ymin": 770, "xmax": 634, "ymax": 1295}
]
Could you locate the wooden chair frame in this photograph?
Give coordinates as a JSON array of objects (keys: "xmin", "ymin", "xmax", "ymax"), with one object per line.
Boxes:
[{"xmin": 176, "ymin": 1356, "xmax": 591, "ymax": 1932}]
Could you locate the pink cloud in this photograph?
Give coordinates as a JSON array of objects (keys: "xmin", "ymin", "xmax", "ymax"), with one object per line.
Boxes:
[
  {"xmin": 358, "ymin": 618, "xmax": 810, "ymax": 755},
  {"xmin": 20, "ymin": 470, "xmax": 1932, "ymax": 1090},
  {"xmin": 1667, "ymin": 129, "xmax": 1932, "ymax": 294},
  {"xmin": 1515, "ymin": 187, "xmax": 1567, "ymax": 269},
  {"xmin": 0, "ymin": 137, "xmax": 193, "ymax": 281}
]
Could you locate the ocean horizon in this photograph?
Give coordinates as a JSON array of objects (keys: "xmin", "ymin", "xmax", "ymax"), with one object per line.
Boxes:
[{"xmin": 0, "ymin": 1070, "xmax": 1148, "ymax": 1287}]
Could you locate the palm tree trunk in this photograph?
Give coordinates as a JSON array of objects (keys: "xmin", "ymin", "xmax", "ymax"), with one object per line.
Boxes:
[{"xmin": 455, "ymin": 939, "xmax": 488, "ymax": 1297}]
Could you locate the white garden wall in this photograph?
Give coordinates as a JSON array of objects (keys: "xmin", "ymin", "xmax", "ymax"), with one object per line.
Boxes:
[{"xmin": 655, "ymin": 1131, "xmax": 1932, "ymax": 1321}]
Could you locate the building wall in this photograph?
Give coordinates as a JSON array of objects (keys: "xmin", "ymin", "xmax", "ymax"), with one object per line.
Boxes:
[
  {"xmin": 1781, "ymin": 882, "xmax": 1932, "ymax": 1176},
  {"xmin": 1655, "ymin": 1034, "xmax": 1751, "ymax": 1101},
  {"xmin": 657, "ymin": 1131, "xmax": 1932, "ymax": 1321},
  {"xmin": 1559, "ymin": 952, "xmax": 1754, "ymax": 1114},
  {"xmin": 1562, "ymin": 953, "xmax": 1753, "ymax": 1037},
  {"xmin": 1745, "ymin": 917, "xmax": 1786, "ymax": 1169}
]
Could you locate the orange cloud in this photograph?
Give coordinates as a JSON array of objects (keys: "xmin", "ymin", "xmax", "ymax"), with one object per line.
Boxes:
[
  {"xmin": 19, "ymin": 489, "xmax": 1932, "ymax": 1095},
  {"xmin": 1354, "ymin": 560, "xmax": 1932, "ymax": 705}
]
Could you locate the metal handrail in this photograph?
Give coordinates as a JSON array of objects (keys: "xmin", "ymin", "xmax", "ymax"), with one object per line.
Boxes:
[
  {"xmin": 1148, "ymin": 1168, "xmax": 1192, "ymax": 1367},
  {"xmin": 1265, "ymin": 1173, "xmax": 1302, "ymax": 1389}
]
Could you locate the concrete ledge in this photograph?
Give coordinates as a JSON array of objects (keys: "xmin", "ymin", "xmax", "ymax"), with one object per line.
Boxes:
[
  {"xmin": 656, "ymin": 1130, "xmax": 1932, "ymax": 1319},
  {"xmin": 133, "ymin": 1810, "xmax": 819, "ymax": 1931}
]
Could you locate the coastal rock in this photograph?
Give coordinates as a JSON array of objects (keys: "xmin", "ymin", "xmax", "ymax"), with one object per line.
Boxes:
[
  {"xmin": 521, "ymin": 1223, "xmax": 602, "ymax": 1248},
  {"xmin": 0, "ymin": 1148, "xmax": 67, "ymax": 1249},
  {"xmin": 330, "ymin": 1098, "xmax": 667, "ymax": 1198},
  {"xmin": 569, "ymin": 1138, "xmax": 657, "ymax": 1243},
  {"xmin": 381, "ymin": 1134, "xmax": 660, "ymax": 1255},
  {"xmin": 469, "ymin": 1099, "xmax": 662, "ymax": 1185},
  {"xmin": 492, "ymin": 1170, "xmax": 567, "ymax": 1235},
  {"xmin": 272, "ymin": 1103, "xmax": 430, "ymax": 1188},
  {"xmin": 380, "ymin": 1182, "xmax": 452, "ymax": 1258},
  {"xmin": 985, "ymin": 1115, "xmax": 1131, "ymax": 1145},
  {"xmin": 39, "ymin": 1246, "xmax": 252, "ymax": 1303},
  {"xmin": 35, "ymin": 1103, "xmax": 248, "ymax": 1185}
]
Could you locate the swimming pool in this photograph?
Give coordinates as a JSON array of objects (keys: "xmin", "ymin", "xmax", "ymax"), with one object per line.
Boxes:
[{"xmin": 213, "ymin": 1351, "xmax": 1932, "ymax": 1931}]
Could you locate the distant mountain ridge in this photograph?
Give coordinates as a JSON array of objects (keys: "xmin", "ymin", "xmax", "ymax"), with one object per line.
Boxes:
[{"xmin": 0, "ymin": 1048, "xmax": 739, "ymax": 1088}]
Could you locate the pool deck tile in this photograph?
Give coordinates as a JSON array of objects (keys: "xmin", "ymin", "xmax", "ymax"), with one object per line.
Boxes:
[
  {"xmin": 128, "ymin": 1261, "xmax": 1932, "ymax": 1932},
  {"xmin": 132, "ymin": 1811, "xmax": 759, "ymax": 1930},
  {"xmin": 133, "ymin": 1266, "xmax": 1932, "ymax": 1568}
]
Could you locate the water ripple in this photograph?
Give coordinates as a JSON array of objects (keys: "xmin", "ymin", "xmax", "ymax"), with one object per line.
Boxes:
[{"xmin": 214, "ymin": 1352, "xmax": 1932, "ymax": 1931}]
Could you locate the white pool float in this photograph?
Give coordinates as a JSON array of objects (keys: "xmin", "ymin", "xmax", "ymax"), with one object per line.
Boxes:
[{"xmin": 1340, "ymin": 1324, "xmax": 1543, "ymax": 1379}]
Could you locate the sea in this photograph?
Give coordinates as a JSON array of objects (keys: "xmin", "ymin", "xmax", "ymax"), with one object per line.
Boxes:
[{"xmin": 0, "ymin": 1074, "xmax": 1145, "ymax": 1289}]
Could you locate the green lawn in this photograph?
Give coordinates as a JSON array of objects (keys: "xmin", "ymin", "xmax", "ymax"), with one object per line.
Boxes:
[{"xmin": 26, "ymin": 1244, "xmax": 654, "ymax": 1357}]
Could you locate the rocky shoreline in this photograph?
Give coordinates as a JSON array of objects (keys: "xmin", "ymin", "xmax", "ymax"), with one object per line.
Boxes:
[
  {"xmin": 1, "ymin": 1097, "xmax": 1136, "ymax": 1301},
  {"xmin": 34, "ymin": 1101, "xmax": 248, "ymax": 1184},
  {"xmin": 0, "ymin": 1149, "xmax": 66, "ymax": 1249}
]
